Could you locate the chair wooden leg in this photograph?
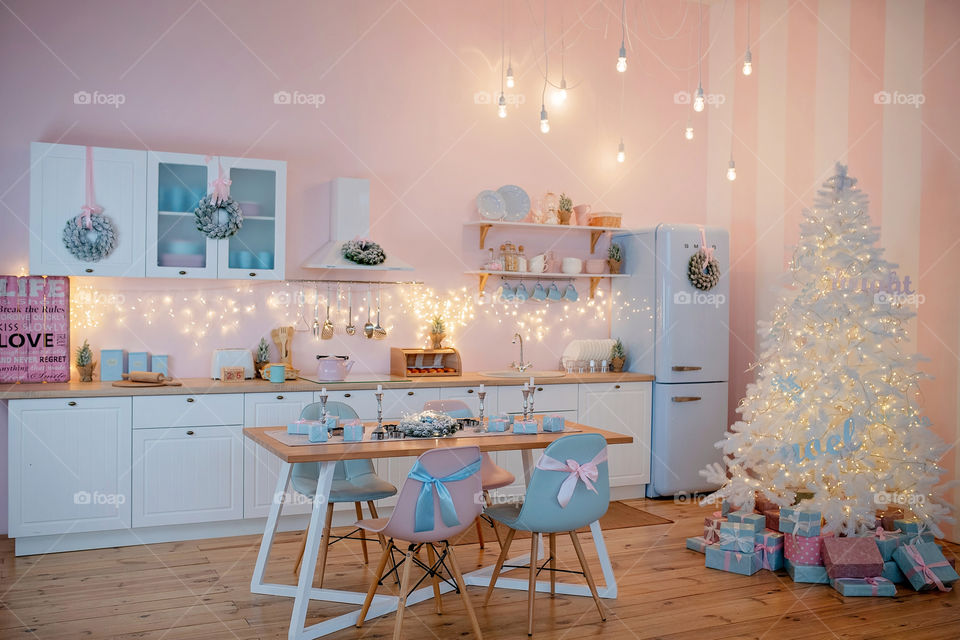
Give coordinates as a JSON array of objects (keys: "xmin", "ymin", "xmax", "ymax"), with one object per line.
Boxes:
[
  {"xmin": 549, "ymin": 533, "xmax": 556, "ymax": 597},
  {"xmin": 368, "ymin": 500, "xmax": 399, "ymax": 583},
  {"xmin": 316, "ymin": 504, "xmax": 334, "ymax": 588},
  {"xmin": 483, "ymin": 527, "xmax": 516, "ymax": 605},
  {"xmin": 446, "ymin": 542, "xmax": 484, "ymax": 639},
  {"xmin": 356, "ymin": 539, "xmax": 393, "ymax": 628},
  {"xmin": 527, "ymin": 533, "xmax": 538, "ymax": 636},
  {"xmin": 475, "ymin": 518, "xmax": 485, "ymax": 549},
  {"xmin": 426, "ymin": 543, "xmax": 443, "ymax": 615},
  {"xmin": 393, "ymin": 547, "xmax": 414, "ymax": 640},
  {"xmin": 355, "ymin": 502, "xmax": 369, "ymax": 564},
  {"xmin": 293, "ymin": 526, "xmax": 309, "ymax": 575},
  {"xmin": 569, "ymin": 531, "xmax": 606, "ymax": 622},
  {"xmin": 483, "ymin": 491, "xmax": 503, "ymax": 547}
]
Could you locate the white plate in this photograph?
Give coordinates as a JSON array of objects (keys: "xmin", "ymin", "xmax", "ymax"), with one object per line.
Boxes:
[
  {"xmin": 497, "ymin": 185, "xmax": 531, "ymax": 221},
  {"xmin": 477, "ymin": 190, "xmax": 507, "ymax": 220}
]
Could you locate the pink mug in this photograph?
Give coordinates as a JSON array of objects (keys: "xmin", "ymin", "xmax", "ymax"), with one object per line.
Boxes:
[{"xmin": 573, "ymin": 204, "xmax": 592, "ymax": 226}]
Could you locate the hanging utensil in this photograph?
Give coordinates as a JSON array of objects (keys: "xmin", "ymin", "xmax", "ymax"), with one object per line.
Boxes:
[
  {"xmin": 321, "ymin": 284, "xmax": 334, "ymax": 339},
  {"xmin": 373, "ymin": 284, "xmax": 386, "ymax": 339},
  {"xmin": 311, "ymin": 285, "xmax": 321, "ymax": 339},
  {"xmin": 345, "ymin": 287, "xmax": 356, "ymax": 336},
  {"xmin": 363, "ymin": 289, "xmax": 375, "ymax": 339}
]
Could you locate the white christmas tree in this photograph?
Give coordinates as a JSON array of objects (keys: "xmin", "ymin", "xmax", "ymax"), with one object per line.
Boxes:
[{"xmin": 702, "ymin": 164, "xmax": 952, "ymax": 537}]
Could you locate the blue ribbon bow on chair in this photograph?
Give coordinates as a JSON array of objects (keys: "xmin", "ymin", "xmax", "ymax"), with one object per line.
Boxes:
[{"xmin": 408, "ymin": 457, "xmax": 481, "ymax": 532}]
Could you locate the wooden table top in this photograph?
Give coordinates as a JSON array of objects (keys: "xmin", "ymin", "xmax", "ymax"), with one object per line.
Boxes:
[{"xmin": 243, "ymin": 421, "xmax": 632, "ymax": 463}]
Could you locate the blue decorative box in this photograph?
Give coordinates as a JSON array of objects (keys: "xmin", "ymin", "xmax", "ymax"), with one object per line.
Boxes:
[
  {"xmin": 831, "ymin": 577, "xmax": 896, "ymax": 597},
  {"xmin": 705, "ymin": 547, "xmax": 760, "ymax": 576},
  {"xmin": 512, "ymin": 419, "xmax": 538, "ymax": 434},
  {"xmin": 487, "ymin": 415, "xmax": 509, "ymax": 432},
  {"xmin": 718, "ymin": 522, "xmax": 754, "ymax": 553},
  {"xmin": 728, "ymin": 511, "xmax": 765, "ymax": 533},
  {"xmin": 882, "ymin": 560, "xmax": 906, "ymax": 583},
  {"xmin": 892, "ymin": 541, "xmax": 959, "ymax": 592},
  {"xmin": 288, "ymin": 419, "xmax": 318, "ymax": 435},
  {"xmin": 686, "ymin": 536, "xmax": 711, "ymax": 554},
  {"xmin": 779, "ymin": 508, "xmax": 821, "ymax": 536},
  {"xmin": 893, "ymin": 519, "xmax": 921, "ymax": 534},
  {"xmin": 755, "ymin": 529, "xmax": 785, "ymax": 571},
  {"xmin": 343, "ymin": 420, "xmax": 365, "ymax": 442},
  {"xmin": 128, "ymin": 351, "xmax": 149, "ymax": 372},
  {"xmin": 902, "ymin": 532, "xmax": 935, "ymax": 546},
  {"xmin": 859, "ymin": 529, "xmax": 904, "ymax": 562},
  {"xmin": 151, "ymin": 355, "xmax": 169, "ymax": 376},
  {"xmin": 100, "ymin": 349, "xmax": 126, "ymax": 381},
  {"xmin": 308, "ymin": 421, "xmax": 328, "ymax": 443},
  {"xmin": 541, "ymin": 414, "xmax": 565, "ymax": 432},
  {"xmin": 785, "ymin": 559, "xmax": 829, "ymax": 584}
]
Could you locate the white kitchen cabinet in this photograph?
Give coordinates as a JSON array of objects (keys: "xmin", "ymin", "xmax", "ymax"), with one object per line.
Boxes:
[
  {"xmin": 243, "ymin": 392, "xmax": 313, "ymax": 518},
  {"xmin": 132, "ymin": 425, "xmax": 243, "ymax": 527},
  {"xmin": 577, "ymin": 382, "xmax": 652, "ymax": 489},
  {"xmin": 439, "ymin": 385, "xmax": 498, "ymax": 416},
  {"xmin": 498, "ymin": 383, "xmax": 578, "ymax": 415},
  {"xmin": 133, "ymin": 393, "xmax": 244, "ymax": 429},
  {"xmin": 8, "ymin": 397, "xmax": 132, "ymax": 536},
  {"xmin": 29, "ymin": 143, "xmax": 146, "ymax": 277}
]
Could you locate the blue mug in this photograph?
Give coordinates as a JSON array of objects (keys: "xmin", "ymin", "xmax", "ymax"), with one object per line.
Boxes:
[
  {"xmin": 531, "ymin": 282, "xmax": 547, "ymax": 301},
  {"xmin": 514, "ymin": 282, "xmax": 529, "ymax": 302},
  {"xmin": 499, "ymin": 283, "xmax": 515, "ymax": 301},
  {"xmin": 563, "ymin": 283, "xmax": 579, "ymax": 302},
  {"xmin": 547, "ymin": 283, "xmax": 563, "ymax": 301},
  {"xmin": 269, "ymin": 364, "xmax": 286, "ymax": 383}
]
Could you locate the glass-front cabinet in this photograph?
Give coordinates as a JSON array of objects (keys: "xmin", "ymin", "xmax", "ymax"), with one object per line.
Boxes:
[{"xmin": 217, "ymin": 156, "xmax": 285, "ymax": 280}]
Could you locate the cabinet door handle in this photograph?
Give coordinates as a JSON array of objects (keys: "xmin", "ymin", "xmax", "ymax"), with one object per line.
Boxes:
[
  {"xmin": 467, "ymin": 389, "xmax": 474, "ymax": 393},
  {"xmin": 407, "ymin": 391, "xmax": 414, "ymax": 396},
  {"xmin": 186, "ymin": 397, "xmax": 195, "ymax": 403},
  {"xmin": 67, "ymin": 401, "xmax": 77, "ymax": 407},
  {"xmin": 672, "ymin": 365, "xmax": 702, "ymax": 372},
  {"xmin": 614, "ymin": 384, "xmax": 621, "ymax": 389},
  {"xmin": 249, "ymin": 272, "xmax": 257, "ymax": 277},
  {"xmin": 186, "ymin": 430, "xmax": 195, "ymax": 436},
  {"xmin": 536, "ymin": 386, "xmax": 544, "ymax": 391},
  {"xmin": 276, "ymin": 395, "xmax": 284, "ymax": 400},
  {"xmin": 672, "ymin": 396, "xmax": 702, "ymax": 403},
  {"xmin": 178, "ymin": 270, "xmax": 187, "ymax": 275},
  {"xmin": 84, "ymin": 268, "xmax": 93, "ymax": 273},
  {"xmin": 344, "ymin": 393, "xmax": 351, "ymax": 398}
]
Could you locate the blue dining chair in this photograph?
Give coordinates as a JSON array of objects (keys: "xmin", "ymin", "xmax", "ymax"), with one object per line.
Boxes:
[
  {"xmin": 482, "ymin": 433, "xmax": 609, "ymax": 636},
  {"xmin": 290, "ymin": 401, "xmax": 398, "ymax": 586}
]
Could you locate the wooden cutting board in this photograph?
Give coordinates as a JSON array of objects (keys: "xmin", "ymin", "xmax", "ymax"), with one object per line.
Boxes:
[{"xmin": 111, "ymin": 380, "xmax": 183, "ymax": 387}]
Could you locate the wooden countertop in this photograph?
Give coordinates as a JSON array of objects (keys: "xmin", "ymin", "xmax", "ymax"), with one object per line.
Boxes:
[
  {"xmin": 243, "ymin": 420, "xmax": 633, "ymax": 463},
  {"xmin": 0, "ymin": 371, "xmax": 654, "ymax": 400}
]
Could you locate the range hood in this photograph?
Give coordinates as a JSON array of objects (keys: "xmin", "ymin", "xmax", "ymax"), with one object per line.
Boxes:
[{"xmin": 301, "ymin": 177, "xmax": 414, "ymax": 271}]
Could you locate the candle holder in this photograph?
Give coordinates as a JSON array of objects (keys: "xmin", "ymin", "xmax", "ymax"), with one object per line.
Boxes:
[
  {"xmin": 528, "ymin": 385, "xmax": 536, "ymax": 416},
  {"xmin": 318, "ymin": 391, "xmax": 329, "ymax": 421},
  {"xmin": 521, "ymin": 388, "xmax": 531, "ymax": 420},
  {"xmin": 374, "ymin": 390, "xmax": 385, "ymax": 437},
  {"xmin": 476, "ymin": 390, "xmax": 487, "ymax": 432}
]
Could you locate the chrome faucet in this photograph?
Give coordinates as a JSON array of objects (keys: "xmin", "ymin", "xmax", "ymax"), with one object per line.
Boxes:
[{"xmin": 511, "ymin": 333, "xmax": 533, "ymax": 372}]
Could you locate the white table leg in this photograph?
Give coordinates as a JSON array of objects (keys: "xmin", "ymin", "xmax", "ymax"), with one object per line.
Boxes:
[
  {"xmin": 289, "ymin": 461, "xmax": 335, "ymax": 639},
  {"xmin": 250, "ymin": 461, "xmax": 292, "ymax": 593}
]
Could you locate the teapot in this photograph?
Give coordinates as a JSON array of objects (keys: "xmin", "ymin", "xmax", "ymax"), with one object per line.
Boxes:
[{"xmin": 315, "ymin": 355, "xmax": 354, "ymax": 381}]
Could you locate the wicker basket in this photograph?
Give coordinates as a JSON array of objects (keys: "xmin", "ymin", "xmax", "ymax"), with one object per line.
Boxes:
[{"xmin": 587, "ymin": 212, "xmax": 622, "ymax": 228}]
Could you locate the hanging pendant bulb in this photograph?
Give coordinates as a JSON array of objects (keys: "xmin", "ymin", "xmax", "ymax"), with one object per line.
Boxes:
[
  {"xmin": 617, "ymin": 138, "xmax": 626, "ymax": 163},
  {"xmin": 540, "ymin": 105, "xmax": 550, "ymax": 133},
  {"xmin": 694, "ymin": 85, "xmax": 705, "ymax": 112},
  {"xmin": 617, "ymin": 43, "xmax": 627, "ymax": 73},
  {"xmin": 498, "ymin": 93, "xmax": 507, "ymax": 118},
  {"xmin": 727, "ymin": 158, "xmax": 737, "ymax": 181},
  {"xmin": 684, "ymin": 120, "xmax": 694, "ymax": 140},
  {"xmin": 552, "ymin": 78, "xmax": 568, "ymax": 106},
  {"xmin": 506, "ymin": 63, "xmax": 515, "ymax": 88},
  {"xmin": 742, "ymin": 48, "xmax": 753, "ymax": 76}
]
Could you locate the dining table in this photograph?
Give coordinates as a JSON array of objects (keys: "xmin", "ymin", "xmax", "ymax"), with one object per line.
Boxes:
[{"xmin": 244, "ymin": 420, "xmax": 633, "ymax": 640}]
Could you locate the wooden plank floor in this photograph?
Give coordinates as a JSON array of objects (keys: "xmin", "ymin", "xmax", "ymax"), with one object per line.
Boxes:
[{"xmin": 1, "ymin": 499, "xmax": 958, "ymax": 639}]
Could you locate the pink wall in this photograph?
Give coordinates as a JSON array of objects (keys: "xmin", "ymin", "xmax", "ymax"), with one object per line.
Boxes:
[{"xmin": 1, "ymin": 1, "xmax": 958, "ymax": 538}]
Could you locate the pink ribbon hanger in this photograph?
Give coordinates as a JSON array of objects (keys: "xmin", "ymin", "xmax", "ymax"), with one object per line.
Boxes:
[
  {"xmin": 205, "ymin": 155, "xmax": 231, "ymax": 206},
  {"xmin": 901, "ymin": 544, "xmax": 952, "ymax": 592},
  {"xmin": 696, "ymin": 224, "xmax": 714, "ymax": 272},
  {"xmin": 536, "ymin": 447, "xmax": 608, "ymax": 508},
  {"xmin": 77, "ymin": 146, "xmax": 103, "ymax": 229}
]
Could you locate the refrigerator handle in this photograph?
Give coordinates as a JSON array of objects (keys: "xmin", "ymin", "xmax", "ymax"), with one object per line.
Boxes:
[
  {"xmin": 671, "ymin": 396, "xmax": 702, "ymax": 403},
  {"xmin": 672, "ymin": 365, "xmax": 703, "ymax": 371}
]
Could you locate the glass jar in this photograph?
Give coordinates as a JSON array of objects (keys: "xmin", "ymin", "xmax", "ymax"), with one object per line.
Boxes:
[
  {"xmin": 516, "ymin": 245, "xmax": 527, "ymax": 272},
  {"xmin": 482, "ymin": 247, "xmax": 502, "ymax": 271},
  {"xmin": 501, "ymin": 241, "xmax": 519, "ymax": 272}
]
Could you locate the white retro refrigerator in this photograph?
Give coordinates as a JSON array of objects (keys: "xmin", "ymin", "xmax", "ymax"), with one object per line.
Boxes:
[{"xmin": 612, "ymin": 224, "xmax": 729, "ymax": 497}]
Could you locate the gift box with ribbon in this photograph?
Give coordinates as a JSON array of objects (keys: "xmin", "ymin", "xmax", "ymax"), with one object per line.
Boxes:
[
  {"xmin": 718, "ymin": 522, "xmax": 755, "ymax": 553},
  {"xmin": 879, "ymin": 506, "xmax": 905, "ymax": 531},
  {"xmin": 822, "ymin": 536, "xmax": 884, "ymax": 579},
  {"xmin": 342, "ymin": 420, "xmax": 365, "ymax": 443},
  {"xmin": 308, "ymin": 421, "xmax": 328, "ymax": 443},
  {"xmin": 831, "ymin": 576, "xmax": 897, "ymax": 597},
  {"xmin": 487, "ymin": 415, "xmax": 509, "ymax": 432},
  {"xmin": 705, "ymin": 547, "xmax": 761, "ymax": 576},
  {"xmin": 903, "ymin": 532, "xmax": 936, "ymax": 546},
  {"xmin": 764, "ymin": 509, "xmax": 780, "ymax": 532},
  {"xmin": 779, "ymin": 508, "xmax": 821, "ymax": 536},
  {"xmin": 882, "ymin": 560, "xmax": 906, "ymax": 583},
  {"xmin": 512, "ymin": 419, "xmax": 538, "ymax": 434},
  {"xmin": 704, "ymin": 514, "xmax": 726, "ymax": 544},
  {"xmin": 755, "ymin": 495, "xmax": 779, "ymax": 515},
  {"xmin": 754, "ymin": 529, "xmax": 784, "ymax": 571},
  {"xmin": 288, "ymin": 418, "xmax": 322, "ymax": 436},
  {"xmin": 785, "ymin": 558, "xmax": 829, "ymax": 583},
  {"xmin": 728, "ymin": 511, "xmax": 766, "ymax": 533},
  {"xmin": 894, "ymin": 518, "xmax": 921, "ymax": 534},
  {"xmin": 541, "ymin": 414, "xmax": 565, "ymax": 432},
  {"xmin": 686, "ymin": 536, "xmax": 711, "ymax": 554},
  {"xmin": 892, "ymin": 541, "xmax": 959, "ymax": 592},
  {"xmin": 859, "ymin": 528, "xmax": 904, "ymax": 562},
  {"xmin": 785, "ymin": 532, "xmax": 832, "ymax": 566}
]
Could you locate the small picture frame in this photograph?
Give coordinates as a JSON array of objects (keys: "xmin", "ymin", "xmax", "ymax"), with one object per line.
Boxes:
[{"xmin": 221, "ymin": 366, "xmax": 245, "ymax": 383}]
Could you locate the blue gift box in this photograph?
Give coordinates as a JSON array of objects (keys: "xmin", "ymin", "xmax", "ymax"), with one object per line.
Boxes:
[
  {"xmin": 705, "ymin": 547, "xmax": 760, "ymax": 576},
  {"xmin": 882, "ymin": 560, "xmax": 906, "ymax": 583},
  {"xmin": 288, "ymin": 419, "xmax": 318, "ymax": 435},
  {"xmin": 542, "ymin": 414, "xmax": 565, "ymax": 432},
  {"xmin": 892, "ymin": 541, "xmax": 959, "ymax": 592},
  {"xmin": 721, "ymin": 499, "xmax": 736, "ymax": 516},
  {"xmin": 728, "ymin": 512, "xmax": 765, "ymax": 533},
  {"xmin": 902, "ymin": 532, "xmax": 935, "ymax": 546},
  {"xmin": 100, "ymin": 349, "xmax": 126, "ymax": 382},
  {"xmin": 779, "ymin": 507, "xmax": 821, "ymax": 536},
  {"xmin": 512, "ymin": 419, "xmax": 538, "ymax": 434},
  {"xmin": 785, "ymin": 559, "xmax": 830, "ymax": 584},
  {"xmin": 831, "ymin": 577, "xmax": 896, "ymax": 597},
  {"xmin": 343, "ymin": 421, "xmax": 365, "ymax": 442},
  {"xmin": 151, "ymin": 355, "xmax": 169, "ymax": 376},
  {"xmin": 718, "ymin": 522, "xmax": 754, "ymax": 553},
  {"xmin": 308, "ymin": 422, "xmax": 328, "ymax": 443},
  {"xmin": 755, "ymin": 529, "xmax": 785, "ymax": 571},
  {"xmin": 858, "ymin": 529, "xmax": 904, "ymax": 562},
  {"xmin": 686, "ymin": 536, "xmax": 711, "ymax": 554},
  {"xmin": 893, "ymin": 518, "xmax": 921, "ymax": 534},
  {"xmin": 487, "ymin": 416, "xmax": 509, "ymax": 432},
  {"xmin": 128, "ymin": 351, "xmax": 149, "ymax": 372}
]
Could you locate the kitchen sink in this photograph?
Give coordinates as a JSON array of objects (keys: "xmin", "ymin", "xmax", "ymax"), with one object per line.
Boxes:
[{"xmin": 480, "ymin": 370, "xmax": 567, "ymax": 378}]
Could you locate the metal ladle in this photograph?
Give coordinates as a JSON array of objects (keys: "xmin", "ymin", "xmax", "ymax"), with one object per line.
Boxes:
[
  {"xmin": 321, "ymin": 285, "xmax": 334, "ymax": 339},
  {"xmin": 373, "ymin": 285, "xmax": 386, "ymax": 339},
  {"xmin": 345, "ymin": 288, "xmax": 356, "ymax": 336},
  {"xmin": 363, "ymin": 289, "xmax": 375, "ymax": 339}
]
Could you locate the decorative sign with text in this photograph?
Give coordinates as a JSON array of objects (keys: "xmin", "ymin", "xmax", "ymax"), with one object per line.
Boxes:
[{"xmin": 0, "ymin": 276, "xmax": 70, "ymax": 383}]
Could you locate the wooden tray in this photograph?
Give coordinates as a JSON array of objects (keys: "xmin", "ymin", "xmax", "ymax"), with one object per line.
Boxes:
[{"xmin": 112, "ymin": 380, "xmax": 183, "ymax": 387}]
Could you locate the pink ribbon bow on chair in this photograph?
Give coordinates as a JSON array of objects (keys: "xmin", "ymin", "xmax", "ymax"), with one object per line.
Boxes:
[
  {"xmin": 77, "ymin": 146, "xmax": 102, "ymax": 229},
  {"xmin": 536, "ymin": 448, "xmax": 608, "ymax": 508}
]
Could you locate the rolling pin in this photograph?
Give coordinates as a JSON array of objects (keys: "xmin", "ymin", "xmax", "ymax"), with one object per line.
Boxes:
[{"xmin": 122, "ymin": 371, "xmax": 172, "ymax": 383}]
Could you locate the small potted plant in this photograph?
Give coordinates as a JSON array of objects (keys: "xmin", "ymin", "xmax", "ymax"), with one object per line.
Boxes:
[
  {"xmin": 430, "ymin": 316, "xmax": 446, "ymax": 349},
  {"xmin": 557, "ymin": 193, "xmax": 573, "ymax": 225},
  {"xmin": 255, "ymin": 337, "xmax": 270, "ymax": 378},
  {"xmin": 75, "ymin": 339, "xmax": 96, "ymax": 382},
  {"xmin": 608, "ymin": 242, "xmax": 623, "ymax": 274},
  {"xmin": 610, "ymin": 338, "xmax": 626, "ymax": 372}
]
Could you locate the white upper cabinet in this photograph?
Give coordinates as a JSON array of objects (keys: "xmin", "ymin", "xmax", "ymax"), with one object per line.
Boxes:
[{"xmin": 29, "ymin": 143, "xmax": 147, "ymax": 277}]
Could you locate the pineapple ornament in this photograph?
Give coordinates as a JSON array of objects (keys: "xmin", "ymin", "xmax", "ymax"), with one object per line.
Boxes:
[
  {"xmin": 430, "ymin": 316, "xmax": 445, "ymax": 349},
  {"xmin": 75, "ymin": 339, "xmax": 96, "ymax": 382},
  {"xmin": 610, "ymin": 338, "xmax": 626, "ymax": 372}
]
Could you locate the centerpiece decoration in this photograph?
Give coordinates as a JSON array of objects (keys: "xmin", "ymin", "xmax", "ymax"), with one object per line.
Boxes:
[{"xmin": 397, "ymin": 410, "xmax": 459, "ymax": 438}]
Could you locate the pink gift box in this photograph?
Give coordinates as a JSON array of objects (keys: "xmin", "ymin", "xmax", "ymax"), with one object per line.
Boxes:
[
  {"xmin": 704, "ymin": 515, "xmax": 726, "ymax": 544},
  {"xmin": 785, "ymin": 532, "xmax": 833, "ymax": 566},
  {"xmin": 822, "ymin": 536, "xmax": 884, "ymax": 579}
]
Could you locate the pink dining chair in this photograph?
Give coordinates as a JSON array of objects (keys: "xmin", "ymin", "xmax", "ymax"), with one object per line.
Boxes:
[
  {"xmin": 422, "ymin": 399, "xmax": 516, "ymax": 548},
  {"xmin": 355, "ymin": 445, "xmax": 484, "ymax": 639}
]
